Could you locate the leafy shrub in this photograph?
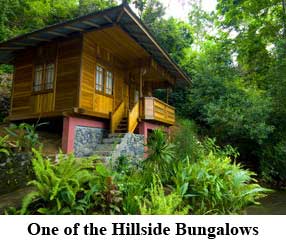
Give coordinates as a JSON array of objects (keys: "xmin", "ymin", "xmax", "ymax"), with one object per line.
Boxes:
[
  {"xmin": 144, "ymin": 129, "xmax": 175, "ymax": 183},
  {"xmin": 172, "ymin": 140, "xmax": 270, "ymax": 214},
  {"xmin": 0, "ymin": 135, "xmax": 10, "ymax": 156},
  {"xmin": 171, "ymin": 119, "xmax": 201, "ymax": 161},
  {"xmin": 86, "ymin": 163, "xmax": 123, "ymax": 215},
  {"xmin": 0, "ymin": 73, "xmax": 12, "ymax": 122},
  {"xmin": 260, "ymin": 140, "xmax": 286, "ymax": 185},
  {"xmin": 21, "ymin": 150, "xmax": 95, "ymax": 215},
  {"xmin": 139, "ymin": 176, "xmax": 188, "ymax": 215},
  {"xmin": 4, "ymin": 123, "xmax": 44, "ymax": 152},
  {"xmin": 20, "ymin": 149, "xmax": 124, "ymax": 215}
]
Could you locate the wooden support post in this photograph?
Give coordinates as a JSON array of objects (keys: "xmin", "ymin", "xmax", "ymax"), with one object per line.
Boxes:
[
  {"xmin": 166, "ymin": 88, "xmax": 169, "ymax": 104},
  {"xmin": 139, "ymin": 68, "xmax": 143, "ymax": 98}
]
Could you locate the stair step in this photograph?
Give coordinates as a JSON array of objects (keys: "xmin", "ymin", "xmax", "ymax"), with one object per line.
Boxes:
[
  {"xmin": 108, "ymin": 133, "xmax": 126, "ymax": 138},
  {"xmin": 117, "ymin": 126, "xmax": 127, "ymax": 129},
  {"xmin": 96, "ymin": 144, "xmax": 117, "ymax": 151},
  {"xmin": 93, "ymin": 150, "xmax": 113, "ymax": 157},
  {"xmin": 115, "ymin": 130, "xmax": 127, "ymax": 133},
  {"xmin": 102, "ymin": 137, "xmax": 122, "ymax": 144}
]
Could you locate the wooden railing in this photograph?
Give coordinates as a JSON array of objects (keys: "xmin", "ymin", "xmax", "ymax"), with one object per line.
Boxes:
[
  {"xmin": 141, "ymin": 97, "xmax": 175, "ymax": 125},
  {"xmin": 110, "ymin": 101, "xmax": 125, "ymax": 133},
  {"xmin": 128, "ymin": 102, "xmax": 139, "ymax": 133}
]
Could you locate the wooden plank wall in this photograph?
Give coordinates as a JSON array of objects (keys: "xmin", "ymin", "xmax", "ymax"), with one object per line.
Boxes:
[
  {"xmin": 33, "ymin": 93, "xmax": 54, "ymax": 113},
  {"xmin": 80, "ymin": 33, "xmax": 127, "ymax": 116},
  {"xmin": 80, "ymin": 33, "xmax": 96, "ymax": 111},
  {"xmin": 10, "ymin": 37, "xmax": 82, "ymax": 120},
  {"xmin": 11, "ymin": 50, "xmax": 34, "ymax": 117},
  {"xmin": 55, "ymin": 38, "xmax": 81, "ymax": 112}
]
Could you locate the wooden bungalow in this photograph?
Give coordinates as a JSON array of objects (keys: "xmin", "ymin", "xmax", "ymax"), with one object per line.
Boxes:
[{"xmin": 0, "ymin": 3, "xmax": 190, "ymax": 155}]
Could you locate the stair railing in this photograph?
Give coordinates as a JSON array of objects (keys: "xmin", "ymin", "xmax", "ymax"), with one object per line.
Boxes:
[
  {"xmin": 110, "ymin": 101, "xmax": 125, "ymax": 133},
  {"xmin": 128, "ymin": 101, "xmax": 139, "ymax": 133}
]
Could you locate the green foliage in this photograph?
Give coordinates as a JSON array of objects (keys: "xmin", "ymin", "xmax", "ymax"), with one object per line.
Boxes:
[
  {"xmin": 150, "ymin": 18, "xmax": 193, "ymax": 63},
  {"xmin": 4, "ymin": 123, "xmax": 44, "ymax": 152},
  {"xmin": 260, "ymin": 140, "xmax": 286, "ymax": 184},
  {"xmin": 77, "ymin": 0, "xmax": 117, "ymax": 16},
  {"xmin": 87, "ymin": 163, "xmax": 123, "ymax": 214},
  {"xmin": 119, "ymin": 171, "xmax": 145, "ymax": 214},
  {"xmin": 133, "ymin": 0, "xmax": 165, "ymax": 24},
  {"xmin": 172, "ymin": 140, "xmax": 271, "ymax": 214},
  {"xmin": 139, "ymin": 176, "xmax": 188, "ymax": 215},
  {"xmin": 171, "ymin": 119, "xmax": 201, "ymax": 161},
  {"xmin": 0, "ymin": 0, "xmax": 117, "ymax": 42},
  {"xmin": 0, "ymin": 135, "xmax": 10, "ymax": 156},
  {"xmin": 21, "ymin": 149, "xmax": 95, "ymax": 214},
  {"xmin": 144, "ymin": 129, "xmax": 175, "ymax": 183}
]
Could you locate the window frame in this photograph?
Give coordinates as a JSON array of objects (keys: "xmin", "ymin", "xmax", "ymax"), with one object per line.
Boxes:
[
  {"xmin": 95, "ymin": 65, "xmax": 104, "ymax": 92},
  {"xmin": 95, "ymin": 64, "xmax": 114, "ymax": 97},
  {"xmin": 33, "ymin": 62, "xmax": 55, "ymax": 94},
  {"xmin": 105, "ymin": 70, "xmax": 113, "ymax": 95},
  {"xmin": 45, "ymin": 63, "xmax": 55, "ymax": 91},
  {"xmin": 33, "ymin": 64, "xmax": 44, "ymax": 92}
]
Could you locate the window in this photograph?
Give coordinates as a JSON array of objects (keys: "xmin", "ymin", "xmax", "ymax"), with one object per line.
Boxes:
[
  {"xmin": 34, "ymin": 65, "xmax": 43, "ymax": 92},
  {"xmin": 95, "ymin": 65, "xmax": 113, "ymax": 95},
  {"xmin": 96, "ymin": 65, "xmax": 104, "ymax": 92},
  {"xmin": 33, "ymin": 63, "xmax": 55, "ymax": 92},
  {"xmin": 45, "ymin": 63, "xmax": 55, "ymax": 90},
  {"xmin": 105, "ymin": 71, "xmax": 113, "ymax": 95}
]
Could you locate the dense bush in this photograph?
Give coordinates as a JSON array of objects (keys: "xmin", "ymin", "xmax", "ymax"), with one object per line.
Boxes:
[
  {"xmin": 0, "ymin": 73, "xmax": 12, "ymax": 122},
  {"xmin": 173, "ymin": 142, "xmax": 269, "ymax": 214},
  {"xmin": 260, "ymin": 141, "xmax": 286, "ymax": 185},
  {"xmin": 171, "ymin": 119, "xmax": 201, "ymax": 161},
  {"xmin": 139, "ymin": 176, "xmax": 188, "ymax": 215},
  {"xmin": 0, "ymin": 123, "xmax": 42, "ymax": 195}
]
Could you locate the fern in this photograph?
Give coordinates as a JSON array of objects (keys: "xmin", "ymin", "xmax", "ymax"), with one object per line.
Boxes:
[
  {"xmin": 21, "ymin": 149, "xmax": 96, "ymax": 214},
  {"xmin": 21, "ymin": 191, "xmax": 40, "ymax": 215}
]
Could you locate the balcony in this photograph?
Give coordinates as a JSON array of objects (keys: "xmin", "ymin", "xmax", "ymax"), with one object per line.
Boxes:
[{"xmin": 141, "ymin": 97, "xmax": 175, "ymax": 125}]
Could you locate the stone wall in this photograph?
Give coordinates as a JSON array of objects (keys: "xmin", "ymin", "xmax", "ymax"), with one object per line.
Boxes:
[
  {"xmin": 0, "ymin": 153, "xmax": 33, "ymax": 195},
  {"xmin": 74, "ymin": 126, "xmax": 106, "ymax": 157},
  {"xmin": 111, "ymin": 133, "xmax": 144, "ymax": 164}
]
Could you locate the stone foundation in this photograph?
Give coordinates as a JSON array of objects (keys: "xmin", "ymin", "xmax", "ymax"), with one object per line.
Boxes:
[
  {"xmin": 74, "ymin": 126, "xmax": 106, "ymax": 157},
  {"xmin": 111, "ymin": 133, "xmax": 144, "ymax": 163}
]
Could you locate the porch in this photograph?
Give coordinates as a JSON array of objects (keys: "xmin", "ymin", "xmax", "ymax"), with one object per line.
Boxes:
[{"xmin": 110, "ymin": 96, "xmax": 175, "ymax": 134}]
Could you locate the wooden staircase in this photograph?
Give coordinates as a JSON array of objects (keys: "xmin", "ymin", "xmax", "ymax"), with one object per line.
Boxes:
[{"xmin": 114, "ymin": 117, "xmax": 128, "ymax": 133}]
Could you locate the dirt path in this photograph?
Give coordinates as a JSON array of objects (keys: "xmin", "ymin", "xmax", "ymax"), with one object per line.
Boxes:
[
  {"xmin": 246, "ymin": 190, "xmax": 286, "ymax": 215},
  {"xmin": 0, "ymin": 187, "xmax": 34, "ymax": 214}
]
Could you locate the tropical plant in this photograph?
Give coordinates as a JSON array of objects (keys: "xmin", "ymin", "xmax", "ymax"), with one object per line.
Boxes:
[
  {"xmin": 172, "ymin": 140, "xmax": 271, "ymax": 214},
  {"xmin": 0, "ymin": 135, "xmax": 10, "ymax": 156},
  {"xmin": 139, "ymin": 175, "xmax": 188, "ymax": 215},
  {"xmin": 4, "ymin": 123, "xmax": 44, "ymax": 152},
  {"xmin": 86, "ymin": 163, "xmax": 123, "ymax": 215},
  {"xmin": 21, "ymin": 149, "xmax": 95, "ymax": 215},
  {"xmin": 144, "ymin": 128, "xmax": 175, "ymax": 183},
  {"xmin": 171, "ymin": 119, "xmax": 201, "ymax": 161}
]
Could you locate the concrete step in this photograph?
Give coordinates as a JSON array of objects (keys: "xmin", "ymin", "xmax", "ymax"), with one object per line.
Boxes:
[
  {"xmin": 102, "ymin": 137, "xmax": 123, "ymax": 144},
  {"xmin": 96, "ymin": 144, "xmax": 117, "ymax": 152},
  {"xmin": 108, "ymin": 133, "xmax": 126, "ymax": 138},
  {"xmin": 93, "ymin": 150, "xmax": 113, "ymax": 157}
]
